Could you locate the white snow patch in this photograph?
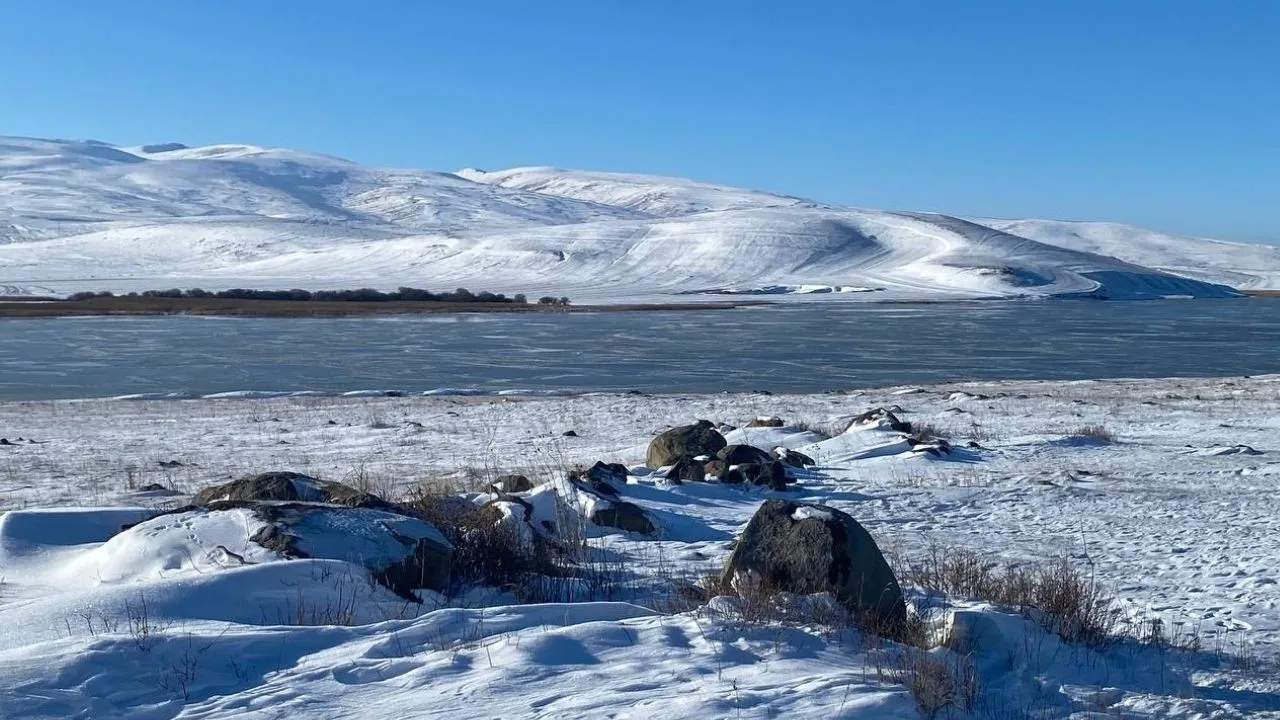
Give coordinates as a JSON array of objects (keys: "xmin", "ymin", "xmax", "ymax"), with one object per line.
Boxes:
[{"xmin": 792, "ymin": 506, "xmax": 834, "ymax": 522}]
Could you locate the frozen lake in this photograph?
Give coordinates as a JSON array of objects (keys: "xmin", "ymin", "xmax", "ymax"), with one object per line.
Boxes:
[{"xmin": 3, "ymin": 299, "xmax": 1280, "ymax": 400}]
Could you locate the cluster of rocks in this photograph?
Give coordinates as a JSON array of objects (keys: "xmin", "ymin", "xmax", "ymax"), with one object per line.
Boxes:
[
  {"xmin": 645, "ymin": 419, "xmax": 813, "ymax": 491},
  {"xmin": 104, "ymin": 411, "xmax": 908, "ymax": 638}
]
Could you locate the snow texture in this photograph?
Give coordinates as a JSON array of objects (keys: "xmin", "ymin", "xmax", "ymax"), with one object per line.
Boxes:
[{"xmin": 1, "ymin": 376, "xmax": 1279, "ymax": 717}]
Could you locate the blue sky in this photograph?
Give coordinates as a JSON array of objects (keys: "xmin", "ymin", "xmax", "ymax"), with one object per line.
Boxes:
[{"xmin": 1, "ymin": 1, "xmax": 1277, "ymax": 243}]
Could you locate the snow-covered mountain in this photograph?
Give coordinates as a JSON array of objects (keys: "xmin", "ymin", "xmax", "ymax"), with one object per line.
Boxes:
[{"xmin": 1, "ymin": 135, "xmax": 1275, "ymax": 301}]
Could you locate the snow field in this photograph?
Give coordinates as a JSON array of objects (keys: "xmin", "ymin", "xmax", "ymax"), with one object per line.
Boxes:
[{"xmin": 1, "ymin": 375, "xmax": 1279, "ymax": 717}]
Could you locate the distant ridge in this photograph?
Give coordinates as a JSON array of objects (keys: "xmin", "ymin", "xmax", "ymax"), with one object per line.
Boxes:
[{"xmin": 1, "ymin": 135, "xmax": 1277, "ymax": 302}]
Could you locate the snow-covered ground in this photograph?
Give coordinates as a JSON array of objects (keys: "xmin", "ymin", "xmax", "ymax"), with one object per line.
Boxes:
[
  {"xmin": 3, "ymin": 135, "xmax": 1278, "ymax": 302},
  {"xmin": 1, "ymin": 376, "xmax": 1278, "ymax": 717}
]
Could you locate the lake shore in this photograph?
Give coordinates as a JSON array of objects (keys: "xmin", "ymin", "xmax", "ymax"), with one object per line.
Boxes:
[{"xmin": 0, "ymin": 296, "xmax": 768, "ymax": 317}]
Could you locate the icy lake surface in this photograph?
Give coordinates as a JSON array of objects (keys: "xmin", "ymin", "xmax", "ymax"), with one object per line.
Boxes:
[{"xmin": 4, "ymin": 299, "xmax": 1280, "ymax": 400}]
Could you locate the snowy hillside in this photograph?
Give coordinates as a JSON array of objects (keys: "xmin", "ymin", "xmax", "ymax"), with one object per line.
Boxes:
[
  {"xmin": 981, "ymin": 218, "xmax": 1280, "ymax": 291},
  {"xmin": 0, "ymin": 135, "xmax": 1274, "ymax": 301}
]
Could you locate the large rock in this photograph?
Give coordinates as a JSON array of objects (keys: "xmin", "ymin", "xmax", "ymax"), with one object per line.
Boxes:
[
  {"xmin": 717, "ymin": 444, "xmax": 775, "ymax": 465},
  {"xmin": 646, "ymin": 421, "xmax": 726, "ymax": 468},
  {"xmin": 722, "ymin": 500, "xmax": 906, "ymax": 636}
]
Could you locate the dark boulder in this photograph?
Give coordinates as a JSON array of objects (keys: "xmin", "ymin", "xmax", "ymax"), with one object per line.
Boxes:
[
  {"xmin": 665, "ymin": 456, "xmax": 706, "ymax": 483},
  {"xmin": 737, "ymin": 461, "xmax": 788, "ymax": 491},
  {"xmin": 646, "ymin": 420, "xmax": 726, "ymax": 468},
  {"xmin": 491, "ymin": 474, "xmax": 534, "ymax": 494},
  {"xmin": 721, "ymin": 500, "xmax": 906, "ymax": 637},
  {"xmin": 746, "ymin": 416, "xmax": 785, "ymax": 428},
  {"xmin": 590, "ymin": 501, "xmax": 656, "ymax": 534},
  {"xmin": 717, "ymin": 444, "xmax": 775, "ymax": 465},
  {"xmin": 586, "ymin": 461, "xmax": 629, "ymax": 485}
]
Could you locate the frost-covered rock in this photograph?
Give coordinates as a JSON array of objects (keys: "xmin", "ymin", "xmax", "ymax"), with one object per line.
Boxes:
[
  {"xmin": 646, "ymin": 420, "xmax": 726, "ymax": 468},
  {"xmin": 722, "ymin": 500, "xmax": 905, "ymax": 636}
]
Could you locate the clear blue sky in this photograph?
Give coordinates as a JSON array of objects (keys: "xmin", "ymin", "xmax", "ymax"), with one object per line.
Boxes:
[{"xmin": 2, "ymin": 0, "xmax": 1277, "ymax": 242}]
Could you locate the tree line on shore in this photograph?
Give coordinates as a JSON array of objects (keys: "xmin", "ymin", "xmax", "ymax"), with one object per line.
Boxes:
[{"xmin": 67, "ymin": 287, "xmax": 571, "ymax": 305}]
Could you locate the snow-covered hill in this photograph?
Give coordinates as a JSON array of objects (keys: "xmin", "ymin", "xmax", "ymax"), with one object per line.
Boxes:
[{"xmin": 0, "ymin": 135, "xmax": 1274, "ymax": 301}]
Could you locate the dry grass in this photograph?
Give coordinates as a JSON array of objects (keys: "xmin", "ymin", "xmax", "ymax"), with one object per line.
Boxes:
[
  {"xmin": 897, "ymin": 546, "xmax": 1122, "ymax": 647},
  {"xmin": 1069, "ymin": 425, "xmax": 1115, "ymax": 442}
]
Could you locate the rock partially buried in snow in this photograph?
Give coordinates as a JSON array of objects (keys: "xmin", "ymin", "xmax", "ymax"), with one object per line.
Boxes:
[
  {"xmin": 212, "ymin": 500, "xmax": 450, "ymax": 600},
  {"xmin": 722, "ymin": 500, "xmax": 906, "ymax": 636},
  {"xmin": 192, "ymin": 471, "xmax": 398, "ymax": 511},
  {"xmin": 646, "ymin": 420, "xmax": 726, "ymax": 468},
  {"xmin": 845, "ymin": 407, "xmax": 910, "ymax": 433},
  {"xmin": 746, "ymin": 416, "xmax": 785, "ymax": 428},
  {"xmin": 490, "ymin": 474, "xmax": 534, "ymax": 494},
  {"xmin": 774, "ymin": 447, "xmax": 816, "ymax": 467}
]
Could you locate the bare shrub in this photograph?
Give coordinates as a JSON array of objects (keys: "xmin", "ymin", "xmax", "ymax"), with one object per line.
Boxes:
[
  {"xmin": 1070, "ymin": 425, "xmax": 1114, "ymax": 442},
  {"xmin": 788, "ymin": 419, "xmax": 834, "ymax": 439},
  {"xmin": 403, "ymin": 487, "xmax": 553, "ymax": 594},
  {"xmin": 878, "ymin": 648, "xmax": 979, "ymax": 719},
  {"xmin": 910, "ymin": 422, "xmax": 944, "ymax": 443},
  {"xmin": 898, "ymin": 546, "xmax": 1120, "ymax": 646}
]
